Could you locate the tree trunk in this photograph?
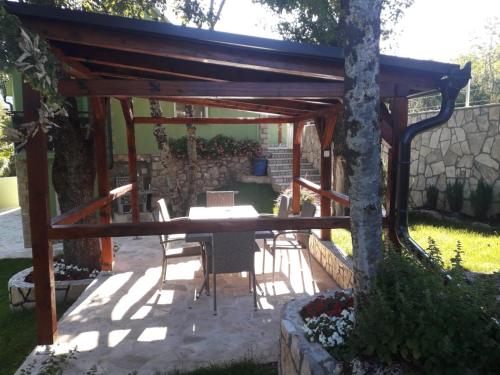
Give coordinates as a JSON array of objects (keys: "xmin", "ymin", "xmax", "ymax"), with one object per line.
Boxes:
[
  {"xmin": 185, "ymin": 104, "xmax": 198, "ymax": 213},
  {"xmin": 52, "ymin": 98, "xmax": 101, "ymax": 271},
  {"xmin": 342, "ymin": 0, "xmax": 383, "ymax": 298},
  {"xmin": 332, "ymin": 116, "xmax": 349, "ymax": 216}
]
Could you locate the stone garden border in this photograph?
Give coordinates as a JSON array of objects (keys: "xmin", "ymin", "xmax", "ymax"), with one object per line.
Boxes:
[
  {"xmin": 280, "ymin": 290, "xmax": 344, "ymax": 375},
  {"xmin": 8, "ymin": 267, "xmax": 96, "ymax": 311},
  {"xmin": 308, "ymin": 232, "xmax": 354, "ymax": 289}
]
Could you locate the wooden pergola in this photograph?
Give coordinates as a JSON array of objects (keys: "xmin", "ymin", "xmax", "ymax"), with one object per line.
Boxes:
[{"xmin": 5, "ymin": 1, "xmax": 461, "ymax": 345}]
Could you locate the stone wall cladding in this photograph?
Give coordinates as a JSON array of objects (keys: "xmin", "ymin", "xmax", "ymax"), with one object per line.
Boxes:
[
  {"xmin": 409, "ymin": 104, "xmax": 500, "ymax": 216},
  {"xmin": 301, "ymin": 124, "xmax": 321, "ymax": 170},
  {"xmin": 309, "ymin": 233, "xmax": 354, "ymax": 289},
  {"xmin": 280, "ymin": 290, "xmax": 344, "ymax": 375},
  {"xmin": 150, "ymin": 154, "xmax": 251, "ymax": 208}
]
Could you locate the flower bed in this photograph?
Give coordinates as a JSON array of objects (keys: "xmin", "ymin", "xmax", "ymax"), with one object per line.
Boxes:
[
  {"xmin": 24, "ymin": 259, "xmax": 99, "ymax": 283},
  {"xmin": 301, "ymin": 291, "xmax": 355, "ymax": 358},
  {"xmin": 8, "ymin": 262, "xmax": 99, "ymax": 311},
  {"xmin": 280, "ymin": 290, "xmax": 344, "ymax": 375}
]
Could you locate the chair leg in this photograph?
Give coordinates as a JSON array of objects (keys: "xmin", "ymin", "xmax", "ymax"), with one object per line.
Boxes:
[
  {"xmin": 262, "ymin": 242, "xmax": 266, "ymax": 275},
  {"xmin": 252, "ymin": 270, "xmax": 257, "ymax": 311},
  {"xmin": 158, "ymin": 257, "xmax": 167, "ymax": 291},
  {"xmin": 272, "ymin": 238, "xmax": 277, "ymax": 284},
  {"xmin": 212, "ymin": 253, "xmax": 217, "ymax": 315}
]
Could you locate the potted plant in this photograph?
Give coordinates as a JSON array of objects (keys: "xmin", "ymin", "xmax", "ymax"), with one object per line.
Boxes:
[{"xmin": 252, "ymin": 147, "xmax": 268, "ymax": 176}]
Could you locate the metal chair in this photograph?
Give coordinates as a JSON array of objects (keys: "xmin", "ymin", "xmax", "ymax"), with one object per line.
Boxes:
[
  {"xmin": 153, "ymin": 198, "xmax": 202, "ymax": 290},
  {"xmin": 262, "ymin": 201, "xmax": 317, "ymax": 284},
  {"xmin": 256, "ymin": 195, "xmax": 289, "ymax": 272},
  {"xmin": 206, "ymin": 191, "xmax": 235, "ymax": 207},
  {"xmin": 207, "ymin": 232, "xmax": 258, "ymax": 314}
]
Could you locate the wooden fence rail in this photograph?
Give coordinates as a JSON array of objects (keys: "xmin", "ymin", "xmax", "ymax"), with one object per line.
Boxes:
[
  {"xmin": 294, "ymin": 177, "xmax": 350, "ymax": 207},
  {"xmin": 48, "ymin": 216, "xmax": 352, "ymax": 239},
  {"xmin": 51, "ymin": 183, "xmax": 134, "ymax": 225}
]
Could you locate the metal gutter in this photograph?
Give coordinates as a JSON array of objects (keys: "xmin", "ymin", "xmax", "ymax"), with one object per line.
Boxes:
[{"xmin": 395, "ymin": 63, "xmax": 471, "ymax": 271}]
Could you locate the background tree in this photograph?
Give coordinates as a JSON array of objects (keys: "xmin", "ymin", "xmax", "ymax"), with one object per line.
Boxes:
[
  {"xmin": 253, "ymin": 0, "xmax": 413, "ymax": 47},
  {"xmin": 409, "ymin": 17, "xmax": 498, "ymax": 112}
]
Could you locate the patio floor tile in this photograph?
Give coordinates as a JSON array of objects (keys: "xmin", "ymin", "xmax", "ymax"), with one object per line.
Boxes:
[{"xmin": 17, "ymin": 235, "xmax": 337, "ymax": 374}]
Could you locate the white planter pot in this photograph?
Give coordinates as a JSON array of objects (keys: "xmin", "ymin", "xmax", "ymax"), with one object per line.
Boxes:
[{"xmin": 8, "ymin": 267, "xmax": 95, "ymax": 311}]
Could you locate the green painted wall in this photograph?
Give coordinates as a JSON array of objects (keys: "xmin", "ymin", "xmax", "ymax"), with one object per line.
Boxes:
[
  {"xmin": 0, "ymin": 177, "xmax": 19, "ymax": 208},
  {"xmin": 110, "ymin": 98, "xmax": 265, "ymax": 155}
]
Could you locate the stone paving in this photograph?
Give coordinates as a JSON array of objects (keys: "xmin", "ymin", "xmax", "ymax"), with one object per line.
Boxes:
[
  {"xmin": 16, "ymin": 235, "xmax": 337, "ymax": 374},
  {"xmin": 0, "ymin": 207, "xmax": 32, "ymax": 258},
  {"xmin": 0, "ymin": 207, "xmax": 62, "ymax": 259}
]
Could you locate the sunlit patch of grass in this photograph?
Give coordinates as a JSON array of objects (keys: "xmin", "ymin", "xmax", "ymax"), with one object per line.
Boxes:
[
  {"xmin": 330, "ymin": 216, "xmax": 500, "ymax": 274},
  {"xmin": 409, "ymin": 220, "xmax": 500, "ymax": 274},
  {"xmin": 331, "ymin": 229, "xmax": 353, "ymax": 256}
]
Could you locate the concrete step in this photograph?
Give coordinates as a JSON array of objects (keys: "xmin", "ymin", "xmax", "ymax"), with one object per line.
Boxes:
[
  {"xmin": 269, "ymin": 169, "xmax": 318, "ymax": 177},
  {"xmin": 268, "ymin": 158, "xmax": 310, "ymax": 165},
  {"xmin": 268, "ymin": 164, "xmax": 316, "ymax": 172},
  {"xmin": 272, "ymin": 176, "xmax": 320, "ymax": 184}
]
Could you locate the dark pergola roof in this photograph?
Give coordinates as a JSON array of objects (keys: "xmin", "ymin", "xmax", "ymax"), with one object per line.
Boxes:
[{"xmin": 5, "ymin": 1, "xmax": 459, "ymax": 116}]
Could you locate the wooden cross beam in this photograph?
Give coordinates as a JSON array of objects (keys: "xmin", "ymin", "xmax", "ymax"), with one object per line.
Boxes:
[
  {"xmin": 58, "ymin": 80, "xmax": 347, "ymax": 99},
  {"xmin": 133, "ymin": 116, "xmax": 294, "ymax": 125}
]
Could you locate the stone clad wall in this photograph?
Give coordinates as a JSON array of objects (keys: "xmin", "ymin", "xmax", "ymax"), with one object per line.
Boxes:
[
  {"xmin": 151, "ymin": 154, "xmax": 251, "ymax": 212},
  {"xmin": 409, "ymin": 104, "xmax": 500, "ymax": 216},
  {"xmin": 301, "ymin": 124, "xmax": 321, "ymax": 170}
]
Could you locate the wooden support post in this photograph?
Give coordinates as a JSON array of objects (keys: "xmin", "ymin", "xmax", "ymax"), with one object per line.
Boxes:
[
  {"xmin": 387, "ymin": 96, "xmax": 409, "ymax": 243},
  {"xmin": 315, "ymin": 116, "xmax": 336, "ymax": 241},
  {"xmin": 92, "ymin": 97, "xmax": 113, "ymax": 270},
  {"xmin": 120, "ymin": 98, "xmax": 140, "ymax": 223},
  {"xmin": 23, "ymin": 83, "xmax": 57, "ymax": 344},
  {"xmin": 292, "ymin": 122, "xmax": 304, "ymax": 214}
]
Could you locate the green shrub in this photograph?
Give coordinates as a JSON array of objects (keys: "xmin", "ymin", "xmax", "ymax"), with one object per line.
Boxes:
[
  {"xmin": 169, "ymin": 135, "xmax": 260, "ymax": 160},
  {"xmin": 470, "ymin": 179, "xmax": 493, "ymax": 220},
  {"xmin": 0, "ymin": 104, "xmax": 15, "ymax": 177},
  {"xmin": 445, "ymin": 179, "xmax": 464, "ymax": 212},
  {"xmin": 348, "ymin": 241, "xmax": 500, "ymax": 374},
  {"xmin": 425, "ymin": 185, "xmax": 439, "ymax": 209},
  {"xmin": 274, "ymin": 186, "xmax": 319, "ymax": 212}
]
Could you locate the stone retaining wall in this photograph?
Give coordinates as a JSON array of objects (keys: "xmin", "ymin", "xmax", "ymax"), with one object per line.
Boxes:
[
  {"xmin": 308, "ymin": 232, "xmax": 354, "ymax": 289},
  {"xmin": 409, "ymin": 104, "xmax": 500, "ymax": 216},
  {"xmin": 280, "ymin": 290, "xmax": 343, "ymax": 375}
]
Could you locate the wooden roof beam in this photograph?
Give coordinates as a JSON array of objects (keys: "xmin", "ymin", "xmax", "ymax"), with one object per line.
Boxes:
[
  {"xmin": 58, "ymin": 79, "xmax": 396, "ymax": 100},
  {"xmin": 23, "ymin": 18, "xmax": 441, "ymax": 90}
]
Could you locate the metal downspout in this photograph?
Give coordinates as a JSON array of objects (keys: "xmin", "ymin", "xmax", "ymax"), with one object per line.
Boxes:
[{"xmin": 395, "ymin": 63, "xmax": 471, "ymax": 268}]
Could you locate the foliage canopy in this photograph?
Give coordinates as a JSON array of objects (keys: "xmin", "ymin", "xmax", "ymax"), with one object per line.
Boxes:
[{"xmin": 253, "ymin": 0, "xmax": 414, "ymax": 47}]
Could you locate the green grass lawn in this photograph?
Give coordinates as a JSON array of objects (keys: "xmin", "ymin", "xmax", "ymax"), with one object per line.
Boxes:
[
  {"xmin": 331, "ymin": 215, "xmax": 500, "ymax": 274},
  {"xmin": 197, "ymin": 182, "xmax": 279, "ymax": 214},
  {"xmin": 0, "ymin": 258, "xmax": 37, "ymax": 375},
  {"xmin": 166, "ymin": 360, "xmax": 277, "ymax": 375},
  {"xmin": 0, "ymin": 258, "xmax": 72, "ymax": 375}
]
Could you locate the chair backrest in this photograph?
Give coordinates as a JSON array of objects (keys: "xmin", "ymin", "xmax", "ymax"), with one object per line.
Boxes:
[
  {"xmin": 300, "ymin": 202, "xmax": 316, "ymax": 218},
  {"xmin": 211, "ymin": 232, "xmax": 255, "ymax": 274},
  {"xmin": 155, "ymin": 198, "xmax": 171, "ymax": 245},
  {"xmin": 277, "ymin": 195, "xmax": 289, "ymax": 218},
  {"xmin": 156, "ymin": 198, "xmax": 171, "ymax": 221},
  {"xmin": 206, "ymin": 191, "xmax": 235, "ymax": 207}
]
